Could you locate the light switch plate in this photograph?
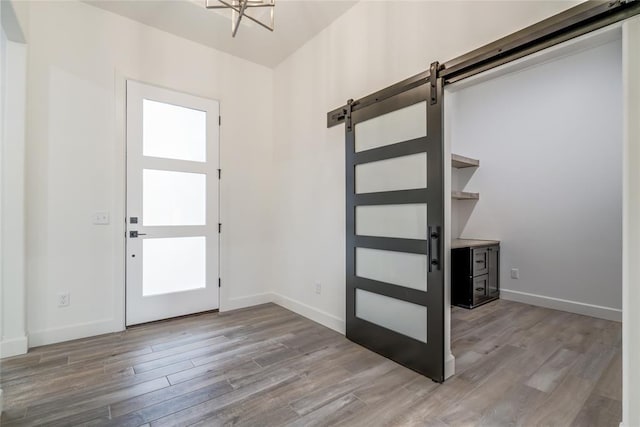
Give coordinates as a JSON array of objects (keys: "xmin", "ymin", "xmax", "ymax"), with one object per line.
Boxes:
[{"xmin": 93, "ymin": 212, "xmax": 110, "ymax": 225}]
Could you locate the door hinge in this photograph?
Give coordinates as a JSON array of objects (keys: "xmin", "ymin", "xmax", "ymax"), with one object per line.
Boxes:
[
  {"xmin": 218, "ymin": 223, "xmax": 222, "ymax": 233},
  {"xmin": 218, "ymin": 169, "xmax": 222, "ymax": 179},
  {"xmin": 430, "ymin": 61, "xmax": 440, "ymax": 105},
  {"xmin": 219, "ymin": 116, "xmax": 221, "ymax": 126},
  {"xmin": 218, "ymin": 278, "xmax": 221, "ymax": 288}
]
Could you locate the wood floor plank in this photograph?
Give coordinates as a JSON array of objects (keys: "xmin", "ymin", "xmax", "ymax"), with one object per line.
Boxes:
[
  {"xmin": 570, "ymin": 392, "xmax": 622, "ymax": 427},
  {"xmin": 166, "ymin": 350, "xmax": 267, "ymax": 386},
  {"xmin": 208, "ymin": 357, "xmax": 353, "ymax": 425},
  {"xmin": 525, "ymin": 347, "xmax": 580, "ymax": 393},
  {"xmin": 352, "ymin": 365, "xmax": 420, "ymax": 405},
  {"xmin": 0, "ymin": 407, "xmax": 27, "ymax": 425},
  {"xmin": 104, "ymin": 335, "xmax": 233, "ymax": 374},
  {"xmin": 150, "ymin": 367, "xmax": 299, "ymax": 426},
  {"xmin": 110, "ymin": 360, "xmax": 258, "ymax": 418},
  {"xmin": 0, "ymin": 355, "xmax": 69, "ymax": 382},
  {"xmin": 286, "ymin": 393, "xmax": 367, "ymax": 427},
  {"xmin": 189, "ymin": 380, "xmax": 303, "ymax": 427},
  {"xmin": 188, "ymin": 336, "xmax": 290, "ymax": 368},
  {"xmin": 458, "ymin": 344, "xmax": 524, "ymax": 384},
  {"xmin": 288, "ymin": 359, "xmax": 396, "ymax": 416},
  {"xmin": 519, "ymin": 374, "xmax": 595, "ymax": 426},
  {"xmin": 569, "ymin": 344, "xmax": 617, "ymax": 382},
  {"xmin": 503, "ymin": 336, "xmax": 562, "ymax": 378},
  {"xmin": 105, "ymin": 379, "xmax": 233, "ymax": 426},
  {"xmin": 252, "ymin": 345, "xmax": 303, "ymax": 368},
  {"xmin": 340, "ymin": 384, "xmax": 442, "ymax": 426},
  {"xmin": 477, "ymin": 383, "xmax": 546, "ymax": 427},
  {"xmin": 454, "ymin": 365, "xmax": 524, "ymax": 417},
  {"xmin": 594, "ymin": 349, "xmax": 623, "ymax": 401},
  {"xmin": 6, "ymin": 377, "xmax": 170, "ymax": 426},
  {"xmin": 39, "ymin": 405, "xmax": 111, "ymax": 427}
]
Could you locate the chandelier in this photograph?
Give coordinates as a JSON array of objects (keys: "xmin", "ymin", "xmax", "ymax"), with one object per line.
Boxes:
[{"xmin": 206, "ymin": 0, "xmax": 275, "ymax": 38}]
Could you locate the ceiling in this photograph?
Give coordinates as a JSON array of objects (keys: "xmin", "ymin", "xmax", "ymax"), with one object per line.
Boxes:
[{"xmin": 84, "ymin": 0, "xmax": 358, "ymax": 68}]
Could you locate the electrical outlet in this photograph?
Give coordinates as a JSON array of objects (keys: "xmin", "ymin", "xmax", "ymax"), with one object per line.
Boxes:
[
  {"xmin": 93, "ymin": 212, "xmax": 110, "ymax": 225},
  {"xmin": 511, "ymin": 268, "xmax": 520, "ymax": 279},
  {"xmin": 315, "ymin": 283, "xmax": 322, "ymax": 295},
  {"xmin": 58, "ymin": 292, "xmax": 70, "ymax": 307}
]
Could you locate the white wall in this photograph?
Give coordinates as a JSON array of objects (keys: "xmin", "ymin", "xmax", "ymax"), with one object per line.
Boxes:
[
  {"xmin": 622, "ymin": 15, "xmax": 640, "ymax": 427},
  {"xmin": 24, "ymin": 0, "xmax": 274, "ymax": 346},
  {"xmin": 271, "ymin": 1, "xmax": 579, "ymax": 332},
  {"xmin": 448, "ymin": 38, "xmax": 622, "ymax": 321}
]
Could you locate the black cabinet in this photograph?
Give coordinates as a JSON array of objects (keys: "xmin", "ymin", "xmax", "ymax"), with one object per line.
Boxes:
[{"xmin": 452, "ymin": 240, "xmax": 500, "ymax": 309}]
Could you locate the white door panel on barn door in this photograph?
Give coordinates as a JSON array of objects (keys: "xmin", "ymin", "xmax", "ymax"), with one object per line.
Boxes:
[{"xmin": 126, "ymin": 80, "xmax": 220, "ymax": 326}]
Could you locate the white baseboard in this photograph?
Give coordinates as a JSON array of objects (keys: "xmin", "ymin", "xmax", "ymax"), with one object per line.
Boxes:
[
  {"xmin": 501, "ymin": 288, "xmax": 622, "ymax": 322},
  {"xmin": 0, "ymin": 335, "xmax": 28, "ymax": 358},
  {"xmin": 221, "ymin": 292, "xmax": 273, "ymax": 312},
  {"xmin": 445, "ymin": 352, "xmax": 456, "ymax": 380},
  {"xmin": 271, "ymin": 293, "xmax": 345, "ymax": 334},
  {"xmin": 28, "ymin": 318, "xmax": 121, "ymax": 348}
]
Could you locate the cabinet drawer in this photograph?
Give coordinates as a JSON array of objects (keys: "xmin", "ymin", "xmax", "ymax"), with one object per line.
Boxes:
[
  {"xmin": 473, "ymin": 274, "xmax": 489, "ymax": 305},
  {"xmin": 473, "ymin": 248, "xmax": 489, "ymax": 276}
]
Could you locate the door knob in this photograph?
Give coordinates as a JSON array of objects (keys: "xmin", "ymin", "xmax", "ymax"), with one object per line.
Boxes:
[{"xmin": 129, "ymin": 231, "xmax": 147, "ymax": 238}]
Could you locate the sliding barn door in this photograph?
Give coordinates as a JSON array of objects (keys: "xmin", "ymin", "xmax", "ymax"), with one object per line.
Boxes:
[{"xmin": 345, "ymin": 75, "xmax": 445, "ymax": 381}]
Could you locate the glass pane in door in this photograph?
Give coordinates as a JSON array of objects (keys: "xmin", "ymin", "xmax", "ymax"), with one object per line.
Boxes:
[
  {"xmin": 355, "ymin": 153, "xmax": 427, "ymax": 194},
  {"xmin": 143, "ymin": 99, "xmax": 207, "ymax": 162},
  {"xmin": 356, "ymin": 204, "xmax": 427, "ymax": 239},
  {"xmin": 356, "ymin": 289, "xmax": 427, "ymax": 343},
  {"xmin": 143, "ymin": 236, "xmax": 206, "ymax": 296},
  {"xmin": 354, "ymin": 101, "xmax": 427, "ymax": 152},
  {"xmin": 143, "ymin": 169, "xmax": 206, "ymax": 226},
  {"xmin": 356, "ymin": 247, "xmax": 428, "ymax": 291}
]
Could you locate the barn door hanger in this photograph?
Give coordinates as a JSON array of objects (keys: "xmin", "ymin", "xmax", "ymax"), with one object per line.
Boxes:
[{"xmin": 430, "ymin": 61, "xmax": 442, "ymax": 105}]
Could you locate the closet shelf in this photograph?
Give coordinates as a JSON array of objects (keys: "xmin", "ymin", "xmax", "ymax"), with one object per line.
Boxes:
[
  {"xmin": 452, "ymin": 191, "xmax": 480, "ymax": 200},
  {"xmin": 452, "ymin": 154, "xmax": 480, "ymax": 169}
]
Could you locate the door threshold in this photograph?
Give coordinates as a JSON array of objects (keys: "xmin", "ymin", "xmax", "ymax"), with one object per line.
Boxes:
[{"xmin": 126, "ymin": 309, "xmax": 220, "ymax": 329}]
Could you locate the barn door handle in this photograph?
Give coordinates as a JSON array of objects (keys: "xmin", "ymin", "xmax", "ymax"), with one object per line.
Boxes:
[{"xmin": 428, "ymin": 225, "xmax": 441, "ymax": 272}]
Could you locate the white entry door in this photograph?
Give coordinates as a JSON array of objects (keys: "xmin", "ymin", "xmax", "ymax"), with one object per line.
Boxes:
[{"xmin": 126, "ymin": 81, "xmax": 220, "ymax": 326}]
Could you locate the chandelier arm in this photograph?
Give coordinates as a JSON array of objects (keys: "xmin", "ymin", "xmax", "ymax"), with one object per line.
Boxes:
[
  {"xmin": 206, "ymin": 0, "xmax": 275, "ymax": 34},
  {"xmin": 222, "ymin": 2, "xmax": 274, "ymax": 32},
  {"xmin": 207, "ymin": 0, "xmax": 273, "ymax": 10},
  {"xmin": 231, "ymin": 0, "xmax": 249, "ymax": 37},
  {"xmin": 205, "ymin": 4, "xmax": 273, "ymax": 8},
  {"xmin": 238, "ymin": 13, "xmax": 274, "ymax": 32},
  {"xmin": 204, "ymin": 0, "xmax": 228, "ymax": 9}
]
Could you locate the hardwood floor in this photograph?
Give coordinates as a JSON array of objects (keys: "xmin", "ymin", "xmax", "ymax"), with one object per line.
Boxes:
[{"xmin": 0, "ymin": 300, "xmax": 621, "ymax": 426}]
